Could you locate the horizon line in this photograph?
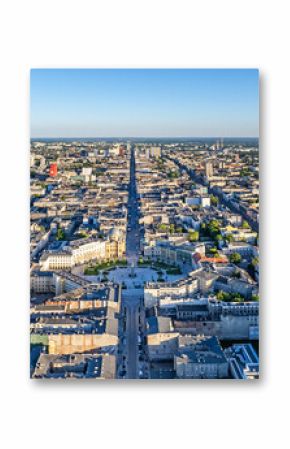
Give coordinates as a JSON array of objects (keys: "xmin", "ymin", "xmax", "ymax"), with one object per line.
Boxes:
[{"xmin": 31, "ymin": 136, "xmax": 259, "ymax": 140}]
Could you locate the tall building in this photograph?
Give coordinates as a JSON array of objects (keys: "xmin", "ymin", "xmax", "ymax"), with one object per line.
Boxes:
[
  {"xmin": 205, "ymin": 161, "xmax": 213, "ymax": 179},
  {"xmin": 49, "ymin": 163, "xmax": 58, "ymax": 177},
  {"xmin": 216, "ymin": 138, "xmax": 223, "ymax": 151},
  {"xmin": 150, "ymin": 146, "xmax": 161, "ymax": 158}
]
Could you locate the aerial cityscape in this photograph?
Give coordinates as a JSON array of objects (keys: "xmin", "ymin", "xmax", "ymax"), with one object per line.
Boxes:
[{"xmin": 30, "ymin": 69, "xmax": 259, "ymax": 379}]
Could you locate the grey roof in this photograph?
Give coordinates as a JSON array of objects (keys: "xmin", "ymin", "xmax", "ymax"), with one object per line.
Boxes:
[
  {"xmin": 176, "ymin": 335, "xmax": 227, "ymax": 365},
  {"xmin": 33, "ymin": 353, "xmax": 116, "ymax": 379},
  {"xmin": 147, "ymin": 316, "xmax": 172, "ymax": 334}
]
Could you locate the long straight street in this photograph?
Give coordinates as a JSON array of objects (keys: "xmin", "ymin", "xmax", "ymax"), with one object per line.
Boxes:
[
  {"xmin": 126, "ymin": 302, "xmax": 139, "ymax": 378},
  {"xmin": 122, "ymin": 293, "xmax": 143, "ymax": 379},
  {"xmin": 126, "ymin": 145, "xmax": 141, "ymax": 265},
  {"xmin": 119, "ymin": 146, "xmax": 145, "ymax": 379}
]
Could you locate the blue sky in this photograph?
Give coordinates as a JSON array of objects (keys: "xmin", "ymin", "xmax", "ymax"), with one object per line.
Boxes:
[{"xmin": 30, "ymin": 69, "xmax": 259, "ymax": 138}]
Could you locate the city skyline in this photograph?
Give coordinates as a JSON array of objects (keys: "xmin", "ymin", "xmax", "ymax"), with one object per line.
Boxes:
[
  {"xmin": 30, "ymin": 139, "xmax": 259, "ymax": 380},
  {"xmin": 30, "ymin": 69, "xmax": 259, "ymax": 380},
  {"xmin": 30, "ymin": 69, "xmax": 259, "ymax": 138}
]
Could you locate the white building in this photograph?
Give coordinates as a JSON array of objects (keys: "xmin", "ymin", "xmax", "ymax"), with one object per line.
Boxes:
[{"xmin": 144, "ymin": 277, "xmax": 199, "ymax": 308}]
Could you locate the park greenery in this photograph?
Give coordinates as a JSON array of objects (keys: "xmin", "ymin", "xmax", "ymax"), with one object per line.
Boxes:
[
  {"xmin": 138, "ymin": 258, "xmax": 182, "ymax": 275},
  {"xmin": 84, "ymin": 258, "xmax": 127, "ymax": 275}
]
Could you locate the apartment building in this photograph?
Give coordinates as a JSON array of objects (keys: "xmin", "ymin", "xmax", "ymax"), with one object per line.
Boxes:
[{"xmin": 40, "ymin": 230, "xmax": 125, "ymax": 270}]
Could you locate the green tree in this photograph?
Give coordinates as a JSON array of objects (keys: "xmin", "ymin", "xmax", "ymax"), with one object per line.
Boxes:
[
  {"xmin": 158, "ymin": 223, "xmax": 168, "ymax": 232},
  {"xmin": 208, "ymin": 219, "xmax": 221, "ymax": 238},
  {"xmin": 56, "ymin": 228, "xmax": 66, "ymax": 241},
  {"xmin": 169, "ymin": 224, "xmax": 175, "ymax": 234},
  {"xmin": 216, "ymin": 291, "xmax": 224, "ymax": 300},
  {"xmin": 229, "ymin": 252, "xmax": 242, "ymax": 264},
  {"xmin": 215, "ymin": 233, "xmax": 223, "ymax": 242},
  {"xmin": 225, "ymin": 233, "xmax": 234, "ymax": 243},
  {"xmin": 210, "ymin": 195, "xmax": 219, "ymax": 206},
  {"xmin": 216, "ymin": 291, "xmax": 231, "ymax": 302},
  {"xmin": 188, "ymin": 231, "xmax": 199, "ymax": 242},
  {"xmin": 251, "ymin": 257, "xmax": 259, "ymax": 267},
  {"xmin": 242, "ymin": 220, "xmax": 250, "ymax": 229},
  {"xmin": 232, "ymin": 293, "xmax": 244, "ymax": 302}
]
